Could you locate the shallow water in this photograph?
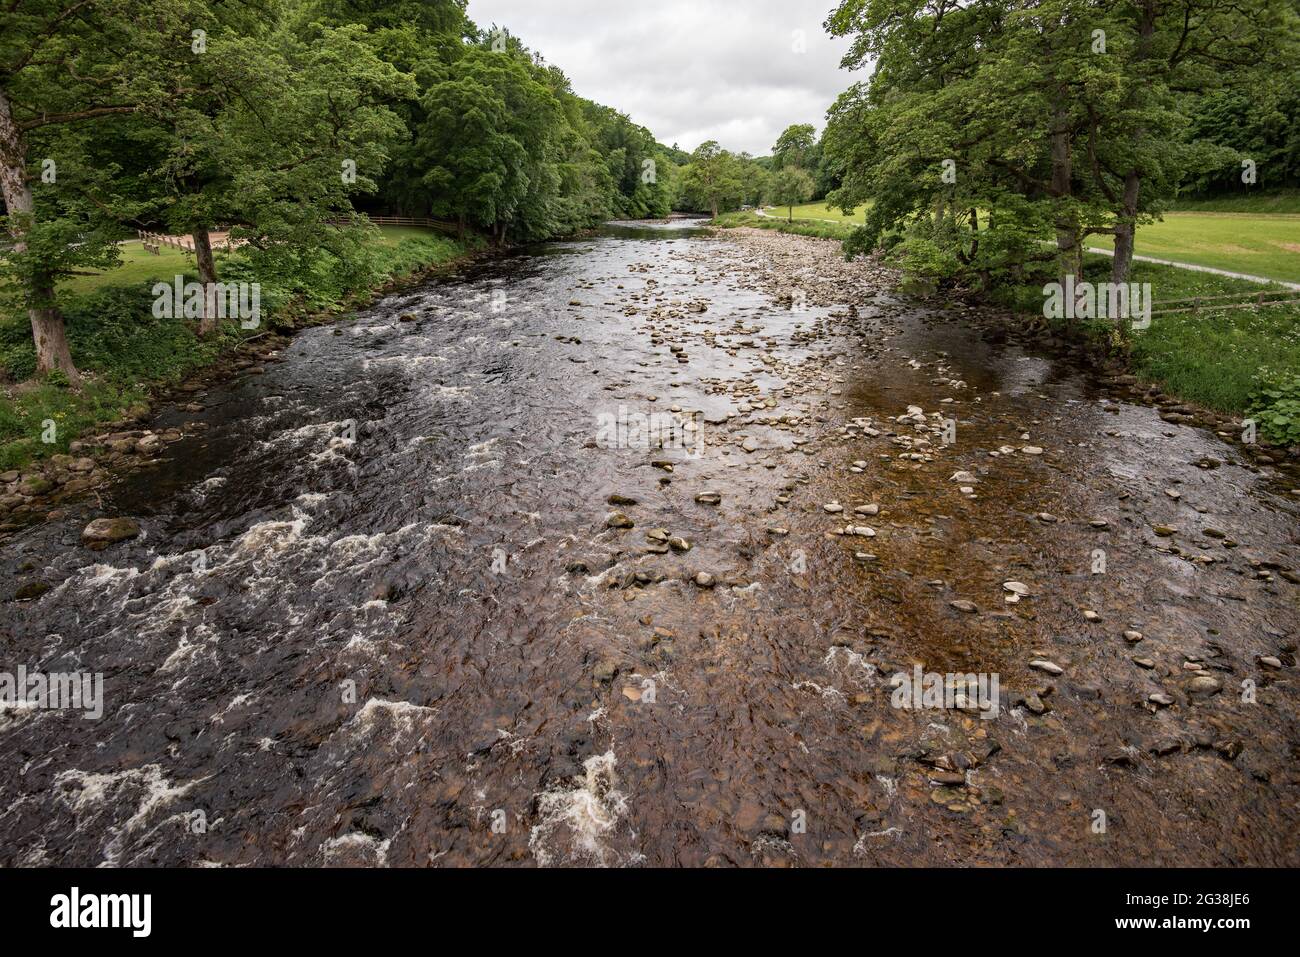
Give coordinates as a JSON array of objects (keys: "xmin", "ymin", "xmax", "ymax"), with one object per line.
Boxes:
[{"xmin": 1, "ymin": 223, "xmax": 1297, "ymax": 867}]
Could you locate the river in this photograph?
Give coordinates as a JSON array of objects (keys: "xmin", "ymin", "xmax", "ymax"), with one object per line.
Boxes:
[{"xmin": 1, "ymin": 221, "xmax": 1297, "ymax": 867}]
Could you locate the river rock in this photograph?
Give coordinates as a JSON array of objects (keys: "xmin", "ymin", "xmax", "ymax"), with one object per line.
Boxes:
[
  {"xmin": 82, "ymin": 517, "xmax": 141, "ymax": 547},
  {"xmin": 14, "ymin": 581, "xmax": 51, "ymax": 601}
]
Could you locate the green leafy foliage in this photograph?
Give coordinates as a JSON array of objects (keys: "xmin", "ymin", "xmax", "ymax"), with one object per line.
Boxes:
[{"xmin": 1249, "ymin": 369, "xmax": 1300, "ymax": 445}]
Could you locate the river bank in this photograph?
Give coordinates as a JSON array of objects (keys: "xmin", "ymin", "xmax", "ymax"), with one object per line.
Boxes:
[
  {"xmin": 0, "ymin": 231, "xmax": 486, "ymax": 531},
  {"xmin": 1, "ymin": 221, "xmax": 1296, "ymax": 866}
]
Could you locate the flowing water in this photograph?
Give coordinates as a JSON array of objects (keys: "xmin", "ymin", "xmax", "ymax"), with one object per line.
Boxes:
[{"xmin": 1, "ymin": 222, "xmax": 1297, "ymax": 867}]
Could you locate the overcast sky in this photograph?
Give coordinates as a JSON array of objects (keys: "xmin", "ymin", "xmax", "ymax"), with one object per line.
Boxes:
[{"xmin": 467, "ymin": 0, "xmax": 864, "ymax": 156}]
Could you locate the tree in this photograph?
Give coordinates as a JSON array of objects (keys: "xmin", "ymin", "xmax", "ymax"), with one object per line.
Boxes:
[
  {"xmin": 824, "ymin": 0, "xmax": 1296, "ymax": 303},
  {"xmin": 769, "ymin": 166, "xmax": 815, "ymax": 221},
  {"xmin": 410, "ymin": 43, "xmax": 562, "ymax": 242},
  {"xmin": 128, "ymin": 12, "xmax": 411, "ymax": 335},
  {"xmin": 680, "ymin": 141, "xmax": 744, "ymax": 218},
  {"xmin": 0, "ymin": 0, "xmax": 180, "ymax": 382},
  {"xmin": 772, "ymin": 123, "xmax": 816, "ymax": 170}
]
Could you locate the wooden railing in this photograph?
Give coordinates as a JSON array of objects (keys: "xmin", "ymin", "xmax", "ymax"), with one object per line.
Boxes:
[
  {"xmin": 326, "ymin": 214, "xmax": 458, "ymax": 233},
  {"xmin": 136, "ymin": 217, "xmax": 460, "ymax": 253},
  {"xmin": 1151, "ymin": 289, "xmax": 1300, "ymax": 316}
]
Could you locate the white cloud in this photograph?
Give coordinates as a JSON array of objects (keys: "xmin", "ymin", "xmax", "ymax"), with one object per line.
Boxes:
[{"xmin": 467, "ymin": 0, "xmax": 864, "ymax": 155}]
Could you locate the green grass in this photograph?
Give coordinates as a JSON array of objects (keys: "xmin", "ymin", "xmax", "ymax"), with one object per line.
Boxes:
[
  {"xmin": 61, "ymin": 225, "xmax": 448, "ymax": 295},
  {"xmin": 1125, "ymin": 258, "xmax": 1300, "ymax": 415},
  {"xmin": 368, "ymin": 224, "xmax": 452, "ymax": 247},
  {"xmin": 61, "ymin": 243, "xmax": 196, "ymax": 296},
  {"xmin": 1002, "ymin": 252, "xmax": 1300, "ymax": 419},
  {"xmin": 713, "ymin": 210, "xmax": 861, "ymax": 241},
  {"xmin": 760, "ymin": 201, "xmax": 872, "ymax": 224},
  {"xmin": 1086, "ymin": 212, "xmax": 1300, "ymax": 283},
  {"xmin": 1169, "ymin": 190, "xmax": 1300, "ymax": 215},
  {"xmin": 0, "ymin": 225, "xmax": 472, "ymax": 470}
]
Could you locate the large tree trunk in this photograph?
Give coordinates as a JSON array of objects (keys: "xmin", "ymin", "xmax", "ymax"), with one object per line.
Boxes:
[
  {"xmin": 191, "ymin": 224, "xmax": 220, "ymax": 337},
  {"xmin": 1110, "ymin": 171, "xmax": 1141, "ymax": 284},
  {"xmin": 1111, "ymin": 8, "xmax": 1156, "ymax": 286},
  {"xmin": 711, "ymin": 197, "xmax": 718, "ymax": 219},
  {"xmin": 0, "ymin": 90, "xmax": 80, "ymax": 384},
  {"xmin": 1050, "ymin": 114, "xmax": 1081, "ymax": 305}
]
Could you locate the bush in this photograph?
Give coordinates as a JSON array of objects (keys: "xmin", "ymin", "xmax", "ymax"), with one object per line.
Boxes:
[{"xmin": 1248, "ymin": 368, "xmax": 1300, "ymax": 445}]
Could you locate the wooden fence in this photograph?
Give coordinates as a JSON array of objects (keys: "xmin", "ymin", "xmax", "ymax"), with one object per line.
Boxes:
[
  {"xmin": 1150, "ymin": 289, "xmax": 1300, "ymax": 317},
  {"xmin": 328, "ymin": 214, "xmax": 459, "ymax": 233},
  {"xmin": 136, "ymin": 217, "xmax": 459, "ymax": 253},
  {"xmin": 137, "ymin": 230, "xmax": 192, "ymax": 254}
]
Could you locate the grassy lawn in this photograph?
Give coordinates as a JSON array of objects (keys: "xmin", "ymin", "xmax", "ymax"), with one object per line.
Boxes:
[
  {"xmin": 368, "ymin": 224, "xmax": 450, "ymax": 247},
  {"xmin": 1086, "ymin": 212, "xmax": 1300, "ymax": 283},
  {"xmin": 714, "ymin": 210, "xmax": 860, "ymax": 241},
  {"xmin": 1004, "ymin": 252, "xmax": 1300, "ymax": 422},
  {"xmin": 1170, "ymin": 190, "xmax": 1300, "ymax": 214},
  {"xmin": 1123, "ymin": 258, "xmax": 1300, "ymax": 415},
  {"xmin": 61, "ymin": 225, "xmax": 446, "ymax": 295},
  {"xmin": 760, "ymin": 197, "xmax": 1300, "ymax": 283},
  {"xmin": 761, "ymin": 201, "xmax": 871, "ymax": 224},
  {"xmin": 61, "ymin": 243, "xmax": 196, "ymax": 296}
]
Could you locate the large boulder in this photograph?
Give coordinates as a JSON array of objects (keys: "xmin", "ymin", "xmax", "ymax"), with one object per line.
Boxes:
[{"xmin": 82, "ymin": 517, "xmax": 141, "ymax": 548}]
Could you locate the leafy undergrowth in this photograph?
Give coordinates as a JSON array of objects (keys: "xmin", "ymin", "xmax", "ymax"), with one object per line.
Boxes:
[
  {"xmin": 0, "ymin": 231, "xmax": 475, "ymax": 470},
  {"xmin": 1248, "ymin": 370, "xmax": 1300, "ymax": 446}
]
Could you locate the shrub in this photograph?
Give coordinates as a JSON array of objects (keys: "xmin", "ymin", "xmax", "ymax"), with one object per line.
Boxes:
[{"xmin": 1248, "ymin": 368, "xmax": 1300, "ymax": 446}]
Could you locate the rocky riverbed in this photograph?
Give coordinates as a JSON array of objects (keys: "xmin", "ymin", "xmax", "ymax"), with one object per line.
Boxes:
[{"xmin": 1, "ymin": 221, "xmax": 1296, "ymax": 867}]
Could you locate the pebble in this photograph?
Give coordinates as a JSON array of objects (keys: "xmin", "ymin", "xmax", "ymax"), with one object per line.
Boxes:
[
  {"xmin": 1029, "ymin": 660, "xmax": 1064, "ymax": 676},
  {"xmin": 1188, "ymin": 676, "xmax": 1221, "ymax": 694}
]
